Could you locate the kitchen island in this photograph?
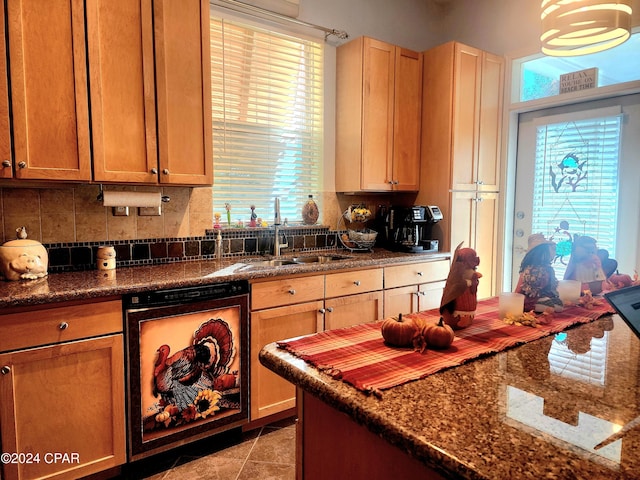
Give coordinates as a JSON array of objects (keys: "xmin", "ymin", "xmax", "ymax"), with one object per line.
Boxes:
[{"xmin": 260, "ymin": 313, "xmax": 640, "ymax": 479}]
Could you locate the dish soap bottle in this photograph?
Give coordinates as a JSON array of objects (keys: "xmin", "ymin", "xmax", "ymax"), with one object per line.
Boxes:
[{"xmin": 301, "ymin": 195, "xmax": 319, "ymax": 225}]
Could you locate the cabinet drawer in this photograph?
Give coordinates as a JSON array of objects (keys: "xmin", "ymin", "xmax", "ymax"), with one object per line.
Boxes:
[
  {"xmin": 251, "ymin": 275, "xmax": 325, "ymax": 310},
  {"xmin": 325, "ymin": 269, "xmax": 383, "ymax": 298},
  {"xmin": 0, "ymin": 299, "xmax": 123, "ymax": 352},
  {"xmin": 384, "ymin": 259, "xmax": 450, "ymax": 289}
]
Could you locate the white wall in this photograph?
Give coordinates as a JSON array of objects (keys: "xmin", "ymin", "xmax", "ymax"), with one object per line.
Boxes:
[
  {"xmin": 299, "ymin": 0, "xmax": 446, "ymax": 51},
  {"xmin": 435, "ymin": 0, "xmax": 542, "ymax": 57}
]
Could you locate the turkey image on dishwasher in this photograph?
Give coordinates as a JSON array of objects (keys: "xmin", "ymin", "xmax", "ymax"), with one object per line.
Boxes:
[{"xmin": 124, "ymin": 283, "xmax": 249, "ymax": 460}]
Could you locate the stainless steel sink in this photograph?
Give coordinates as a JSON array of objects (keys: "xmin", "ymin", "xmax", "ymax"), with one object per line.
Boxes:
[
  {"xmin": 248, "ymin": 259, "xmax": 299, "ymax": 267},
  {"xmin": 246, "ymin": 254, "xmax": 352, "ymax": 269},
  {"xmin": 292, "ymin": 255, "xmax": 351, "ymax": 264}
]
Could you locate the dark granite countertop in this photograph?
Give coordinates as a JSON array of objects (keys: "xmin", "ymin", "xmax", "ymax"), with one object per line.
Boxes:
[
  {"xmin": 260, "ymin": 314, "xmax": 640, "ymax": 479},
  {"xmin": 0, "ymin": 249, "xmax": 450, "ymax": 309}
]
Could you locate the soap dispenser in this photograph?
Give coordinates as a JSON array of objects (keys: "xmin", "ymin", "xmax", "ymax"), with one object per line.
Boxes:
[{"xmin": 215, "ymin": 230, "xmax": 223, "ymax": 259}]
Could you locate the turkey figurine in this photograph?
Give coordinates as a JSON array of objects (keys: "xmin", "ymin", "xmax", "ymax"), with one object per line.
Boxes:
[
  {"xmin": 153, "ymin": 318, "xmax": 235, "ymax": 411},
  {"xmin": 440, "ymin": 243, "xmax": 482, "ymax": 330}
]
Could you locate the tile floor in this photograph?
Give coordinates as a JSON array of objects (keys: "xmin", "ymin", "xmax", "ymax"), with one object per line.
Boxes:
[{"xmin": 121, "ymin": 417, "xmax": 296, "ymax": 480}]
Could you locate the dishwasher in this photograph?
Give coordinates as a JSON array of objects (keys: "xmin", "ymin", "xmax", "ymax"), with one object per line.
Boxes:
[{"xmin": 123, "ymin": 280, "xmax": 249, "ymax": 460}]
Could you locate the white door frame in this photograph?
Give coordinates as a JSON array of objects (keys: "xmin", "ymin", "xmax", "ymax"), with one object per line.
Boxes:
[{"xmin": 497, "ymin": 56, "xmax": 640, "ymax": 294}]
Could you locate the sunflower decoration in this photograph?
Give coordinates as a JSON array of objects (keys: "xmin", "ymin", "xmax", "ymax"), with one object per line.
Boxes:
[{"xmin": 194, "ymin": 389, "xmax": 223, "ymax": 419}]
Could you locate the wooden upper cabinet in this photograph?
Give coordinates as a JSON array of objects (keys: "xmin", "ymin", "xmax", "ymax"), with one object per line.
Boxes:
[
  {"xmin": 392, "ymin": 47, "xmax": 422, "ymax": 191},
  {"xmin": 154, "ymin": 0, "xmax": 213, "ymax": 186},
  {"xmin": 451, "ymin": 43, "xmax": 503, "ymax": 192},
  {"xmin": 6, "ymin": 0, "xmax": 91, "ymax": 181},
  {"xmin": 336, "ymin": 36, "xmax": 422, "ymax": 192},
  {"xmin": 360, "ymin": 38, "xmax": 395, "ymax": 191},
  {"xmin": 87, "ymin": 0, "xmax": 158, "ymax": 184},
  {"xmin": 477, "ymin": 51, "xmax": 504, "ymax": 192},
  {"xmin": 0, "ymin": 4, "xmax": 12, "ymax": 179}
]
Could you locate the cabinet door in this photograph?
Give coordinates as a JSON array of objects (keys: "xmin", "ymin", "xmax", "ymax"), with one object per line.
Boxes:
[
  {"xmin": 451, "ymin": 43, "xmax": 482, "ymax": 191},
  {"xmin": 7, "ymin": 0, "xmax": 91, "ymax": 181},
  {"xmin": 383, "ymin": 285, "xmax": 418, "ymax": 318},
  {"xmin": 451, "ymin": 191, "xmax": 497, "ymax": 300},
  {"xmin": 324, "ymin": 291, "xmax": 383, "ymax": 330},
  {"xmin": 474, "ymin": 192, "xmax": 498, "ymax": 300},
  {"xmin": 0, "ymin": 335, "xmax": 126, "ymax": 480},
  {"xmin": 361, "ymin": 37, "xmax": 395, "ymax": 191},
  {"xmin": 154, "ymin": 0, "xmax": 213, "ymax": 185},
  {"xmin": 418, "ymin": 281, "xmax": 446, "ymax": 311},
  {"xmin": 88, "ymin": 0, "xmax": 158, "ymax": 184},
  {"xmin": 450, "ymin": 190, "xmax": 476, "ymax": 252},
  {"xmin": 392, "ymin": 47, "xmax": 422, "ymax": 191},
  {"xmin": 0, "ymin": 4, "xmax": 11, "ymax": 179},
  {"xmin": 250, "ymin": 301, "xmax": 323, "ymax": 420},
  {"xmin": 477, "ymin": 52, "xmax": 504, "ymax": 192}
]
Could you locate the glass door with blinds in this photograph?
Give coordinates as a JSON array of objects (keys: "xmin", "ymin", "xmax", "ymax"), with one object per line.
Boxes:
[{"xmin": 511, "ymin": 94, "xmax": 640, "ymax": 288}]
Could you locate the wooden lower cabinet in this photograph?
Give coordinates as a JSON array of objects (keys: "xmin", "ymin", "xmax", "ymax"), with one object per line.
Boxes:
[
  {"xmin": 383, "ymin": 281, "xmax": 446, "ymax": 318},
  {"xmin": 324, "ymin": 291, "xmax": 383, "ymax": 330},
  {"xmin": 0, "ymin": 335, "xmax": 125, "ymax": 480},
  {"xmin": 250, "ymin": 300, "xmax": 323, "ymax": 421},
  {"xmin": 383, "ymin": 259, "xmax": 450, "ymax": 318},
  {"xmin": 0, "ymin": 299, "xmax": 125, "ymax": 480},
  {"xmin": 250, "ymin": 268, "xmax": 383, "ymax": 421}
]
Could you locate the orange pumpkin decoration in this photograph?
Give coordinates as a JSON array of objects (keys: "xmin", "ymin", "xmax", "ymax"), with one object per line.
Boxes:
[
  {"xmin": 422, "ymin": 317, "xmax": 455, "ymax": 349},
  {"xmin": 381, "ymin": 313, "xmax": 418, "ymax": 347}
]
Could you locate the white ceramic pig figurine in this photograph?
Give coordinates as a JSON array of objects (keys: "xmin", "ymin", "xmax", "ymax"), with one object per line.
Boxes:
[{"xmin": 0, "ymin": 229, "xmax": 48, "ymax": 281}]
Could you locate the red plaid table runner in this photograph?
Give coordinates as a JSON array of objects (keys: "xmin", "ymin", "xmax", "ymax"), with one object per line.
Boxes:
[{"xmin": 277, "ymin": 297, "xmax": 614, "ymax": 395}]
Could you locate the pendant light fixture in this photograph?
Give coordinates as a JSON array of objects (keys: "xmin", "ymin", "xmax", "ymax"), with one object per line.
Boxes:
[{"xmin": 541, "ymin": 0, "xmax": 633, "ymax": 56}]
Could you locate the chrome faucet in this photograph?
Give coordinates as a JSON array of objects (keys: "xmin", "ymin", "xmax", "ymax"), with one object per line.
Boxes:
[{"xmin": 274, "ymin": 197, "xmax": 288, "ymax": 256}]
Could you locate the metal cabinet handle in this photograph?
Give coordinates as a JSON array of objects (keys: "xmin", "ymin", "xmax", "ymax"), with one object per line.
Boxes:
[
  {"xmin": 162, "ymin": 168, "xmax": 170, "ymax": 175},
  {"xmin": 326, "ymin": 307, "xmax": 333, "ymax": 313},
  {"xmin": 319, "ymin": 308, "xmax": 325, "ymax": 314},
  {"xmin": 18, "ymin": 161, "xmax": 26, "ymax": 169},
  {"xmin": 151, "ymin": 168, "xmax": 158, "ymax": 174},
  {"xmin": 353, "ymin": 280, "xmax": 361, "ymax": 286},
  {"xmin": 417, "ymin": 271, "xmax": 423, "ymax": 276},
  {"xmin": 59, "ymin": 322, "xmax": 69, "ymax": 330},
  {"xmin": 1, "ymin": 366, "xmax": 10, "ymax": 375},
  {"xmin": 288, "ymin": 289, "xmax": 296, "ymax": 295},
  {"xmin": 2, "ymin": 160, "xmax": 10, "ymax": 167}
]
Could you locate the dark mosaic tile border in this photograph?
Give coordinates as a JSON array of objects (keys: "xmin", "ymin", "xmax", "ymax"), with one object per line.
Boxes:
[{"xmin": 45, "ymin": 225, "xmax": 339, "ymax": 273}]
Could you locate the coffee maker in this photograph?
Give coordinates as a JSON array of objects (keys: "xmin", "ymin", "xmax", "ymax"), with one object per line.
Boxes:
[{"xmin": 378, "ymin": 206, "xmax": 443, "ymax": 253}]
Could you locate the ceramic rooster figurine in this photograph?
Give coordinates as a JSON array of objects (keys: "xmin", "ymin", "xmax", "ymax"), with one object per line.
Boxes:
[{"xmin": 440, "ymin": 242, "xmax": 482, "ymax": 330}]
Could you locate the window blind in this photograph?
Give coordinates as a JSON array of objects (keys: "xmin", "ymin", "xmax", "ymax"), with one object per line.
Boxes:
[
  {"xmin": 531, "ymin": 115, "xmax": 621, "ymax": 279},
  {"xmin": 210, "ymin": 17, "xmax": 324, "ymax": 225}
]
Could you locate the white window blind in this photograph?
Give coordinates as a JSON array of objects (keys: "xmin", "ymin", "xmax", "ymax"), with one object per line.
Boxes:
[
  {"xmin": 531, "ymin": 114, "xmax": 621, "ymax": 279},
  {"xmin": 210, "ymin": 17, "xmax": 323, "ymax": 225}
]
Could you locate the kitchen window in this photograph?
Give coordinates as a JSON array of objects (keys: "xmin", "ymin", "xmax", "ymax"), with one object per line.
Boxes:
[{"xmin": 210, "ymin": 16, "xmax": 324, "ymax": 224}]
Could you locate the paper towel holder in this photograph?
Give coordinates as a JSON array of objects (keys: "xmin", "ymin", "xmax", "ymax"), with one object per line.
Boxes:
[{"xmin": 96, "ymin": 185, "xmax": 171, "ymax": 204}]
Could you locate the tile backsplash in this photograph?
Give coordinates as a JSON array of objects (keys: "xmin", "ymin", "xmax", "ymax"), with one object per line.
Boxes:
[
  {"xmin": 0, "ymin": 184, "xmax": 214, "ymax": 243},
  {"xmin": 0, "ymin": 184, "xmax": 390, "ymax": 271},
  {"xmin": 46, "ymin": 225, "xmax": 338, "ymax": 272}
]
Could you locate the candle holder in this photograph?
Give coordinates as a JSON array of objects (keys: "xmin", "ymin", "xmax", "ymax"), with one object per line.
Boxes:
[{"xmin": 499, "ymin": 292, "xmax": 525, "ymax": 319}]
